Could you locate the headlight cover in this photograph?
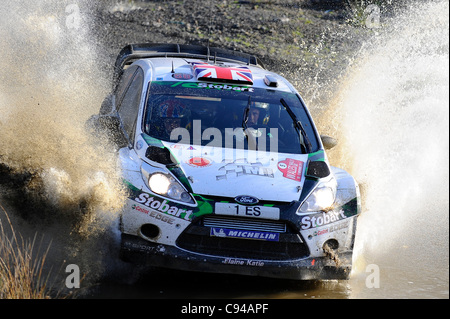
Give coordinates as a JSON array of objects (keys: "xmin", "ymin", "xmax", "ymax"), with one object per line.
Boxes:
[
  {"xmin": 297, "ymin": 176, "xmax": 337, "ymax": 214},
  {"xmin": 148, "ymin": 172, "xmax": 194, "ymax": 204}
]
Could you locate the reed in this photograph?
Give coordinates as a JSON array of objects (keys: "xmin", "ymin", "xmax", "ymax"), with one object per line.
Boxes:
[{"xmin": 0, "ymin": 203, "xmax": 53, "ymax": 299}]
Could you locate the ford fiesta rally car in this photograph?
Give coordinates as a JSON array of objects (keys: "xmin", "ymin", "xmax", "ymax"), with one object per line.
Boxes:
[{"xmin": 89, "ymin": 43, "xmax": 361, "ymax": 280}]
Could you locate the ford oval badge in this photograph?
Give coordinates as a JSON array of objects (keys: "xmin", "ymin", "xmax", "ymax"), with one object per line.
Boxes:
[{"xmin": 235, "ymin": 195, "xmax": 259, "ymax": 205}]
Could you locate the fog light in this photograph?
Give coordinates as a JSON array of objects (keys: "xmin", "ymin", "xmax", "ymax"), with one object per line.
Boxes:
[
  {"xmin": 140, "ymin": 224, "xmax": 160, "ymax": 239},
  {"xmin": 323, "ymin": 239, "xmax": 339, "ymax": 251}
]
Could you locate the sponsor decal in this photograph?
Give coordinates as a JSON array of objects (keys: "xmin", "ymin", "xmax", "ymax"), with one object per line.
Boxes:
[
  {"xmin": 131, "ymin": 204, "xmax": 175, "ymax": 224},
  {"xmin": 216, "ymin": 159, "xmax": 274, "ymax": 181},
  {"xmin": 311, "ymin": 220, "xmax": 351, "ymax": 237},
  {"xmin": 167, "ymin": 81, "xmax": 255, "ymax": 92},
  {"xmin": 198, "ymin": 83, "xmax": 255, "ymax": 92},
  {"xmin": 122, "ymin": 240, "xmax": 166, "ymax": 254},
  {"xmin": 197, "ymin": 82, "xmax": 255, "ymax": 92},
  {"xmin": 234, "ymin": 195, "xmax": 259, "ymax": 205},
  {"xmin": 122, "ymin": 240, "xmax": 157, "ymax": 253},
  {"xmin": 300, "ymin": 209, "xmax": 347, "ymax": 230},
  {"xmin": 210, "ymin": 227, "xmax": 279, "ymax": 241},
  {"xmin": 277, "ymin": 158, "xmax": 304, "ymax": 181},
  {"xmin": 134, "ymin": 193, "xmax": 193, "ymax": 221},
  {"xmin": 172, "ymin": 73, "xmax": 193, "ymax": 80},
  {"xmin": 170, "ymin": 144, "xmax": 184, "ymax": 149},
  {"xmin": 313, "ymin": 229, "xmax": 329, "ymax": 237},
  {"xmin": 222, "ymin": 258, "xmax": 264, "ymax": 267},
  {"xmin": 186, "ymin": 156, "xmax": 212, "ymax": 167}
]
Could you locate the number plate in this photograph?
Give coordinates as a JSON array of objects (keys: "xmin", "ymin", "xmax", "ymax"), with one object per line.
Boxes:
[{"xmin": 214, "ymin": 203, "xmax": 280, "ymax": 220}]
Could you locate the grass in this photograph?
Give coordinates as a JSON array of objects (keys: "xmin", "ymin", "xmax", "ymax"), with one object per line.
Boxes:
[{"xmin": 0, "ymin": 202, "xmax": 53, "ymax": 299}]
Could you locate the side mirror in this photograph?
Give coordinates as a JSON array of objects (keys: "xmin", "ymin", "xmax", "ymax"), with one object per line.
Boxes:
[
  {"xmin": 99, "ymin": 94, "xmax": 116, "ymax": 115},
  {"xmin": 320, "ymin": 135, "xmax": 338, "ymax": 150}
]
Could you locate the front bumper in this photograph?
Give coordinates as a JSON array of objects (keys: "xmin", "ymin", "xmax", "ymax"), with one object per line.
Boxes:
[{"xmin": 120, "ymin": 234, "xmax": 353, "ymax": 280}]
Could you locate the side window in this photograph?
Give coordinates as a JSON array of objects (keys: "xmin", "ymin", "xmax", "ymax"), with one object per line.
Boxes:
[
  {"xmin": 117, "ymin": 67, "xmax": 144, "ymax": 143},
  {"xmin": 115, "ymin": 65, "xmax": 138, "ymax": 105}
]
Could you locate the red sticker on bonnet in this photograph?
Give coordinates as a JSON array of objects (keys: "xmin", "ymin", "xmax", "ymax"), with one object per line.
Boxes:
[
  {"xmin": 277, "ymin": 158, "xmax": 304, "ymax": 181},
  {"xmin": 187, "ymin": 157, "xmax": 212, "ymax": 167}
]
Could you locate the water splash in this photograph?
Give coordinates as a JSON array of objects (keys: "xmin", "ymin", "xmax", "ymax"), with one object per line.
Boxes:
[
  {"xmin": 0, "ymin": 0, "xmax": 128, "ymax": 292},
  {"xmin": 320, "ymin": 1, "xmax": 448, "ymax": 297},
  {"xmin": 0, "ymin": 1, "xmax": 125, "ymax": 216}
]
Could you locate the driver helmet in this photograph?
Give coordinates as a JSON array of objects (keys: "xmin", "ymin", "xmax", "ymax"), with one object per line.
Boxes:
[
  {"xmin": 249, "ymin": 101, "xmax": 270, "ymax": 125},
  {"xmin": 159, "ymin": 99, "xmax": 188, "ymax": 119}
]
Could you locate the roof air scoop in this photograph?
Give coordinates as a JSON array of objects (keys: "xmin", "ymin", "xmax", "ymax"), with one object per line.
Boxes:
[
  {"xmin": 264, "ymin": 75, "xmax": 278, "ymax": 87},
  {"xmin": 191, "ymin": 62, "xmax": 253, "ymax": 85}
]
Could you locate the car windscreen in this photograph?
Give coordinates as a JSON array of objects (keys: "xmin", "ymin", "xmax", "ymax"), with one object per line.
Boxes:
[{"xmin": 143, "ymin": 81, "xmax": 319, "ymax": 154}]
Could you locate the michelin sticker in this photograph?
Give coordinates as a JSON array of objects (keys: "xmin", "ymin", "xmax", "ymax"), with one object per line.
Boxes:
[{"xmin": 211, "ymin": 227, "xmax": 280, "ymax": 241}]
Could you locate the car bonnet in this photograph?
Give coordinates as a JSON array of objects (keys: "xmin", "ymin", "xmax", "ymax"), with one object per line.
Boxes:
[{"xmin": 163, "ymin": 141, "xmax": 308, "ymax": 202}]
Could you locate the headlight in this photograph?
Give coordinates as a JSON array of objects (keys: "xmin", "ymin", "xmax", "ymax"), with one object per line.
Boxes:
[
  {"xmin": 297, "ymin": 177, "xmax": 337, "ymax": 214},
  {"xmin": 148, "ymin": 172, "xmax": 193, "ymax": 204}
]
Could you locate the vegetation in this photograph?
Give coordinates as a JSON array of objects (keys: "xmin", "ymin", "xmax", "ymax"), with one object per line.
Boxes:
[{"xmin": 0, "ymin": 203, "xmax": 52, "ymax": 299}]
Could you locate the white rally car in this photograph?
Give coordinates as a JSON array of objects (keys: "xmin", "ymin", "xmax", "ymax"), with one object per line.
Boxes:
[{"xmin": 89, "ymin": 43, "xmax": 361, "ymax": 280}]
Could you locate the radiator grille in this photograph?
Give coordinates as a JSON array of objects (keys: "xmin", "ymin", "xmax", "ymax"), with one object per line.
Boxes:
[
  {"xmin": 176, "ymin": 215, "xmax": 309, "ymax": 260},
  {"xmin": 202, "ymin": 215, "xmax": 286, "ymax": 233}
]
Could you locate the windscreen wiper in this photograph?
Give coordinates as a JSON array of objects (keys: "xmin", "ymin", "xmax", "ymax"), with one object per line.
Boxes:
[
  {"xmin": 242, "ymin": 96, "xmax": 258, "ymax": 149},
  {"xmin": 242, "ymin": 95, "xmax": 251, "ymax": 132},
  {"xmin": 280, "ymin": 98, "xmax": 312, "ymax": 153}
]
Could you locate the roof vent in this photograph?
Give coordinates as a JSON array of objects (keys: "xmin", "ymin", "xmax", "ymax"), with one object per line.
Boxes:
[{"xmin": 264, "ymin": 75, "xmax": 278, "ymax": 87}]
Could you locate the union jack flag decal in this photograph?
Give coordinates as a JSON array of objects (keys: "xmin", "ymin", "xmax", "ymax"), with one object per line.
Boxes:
[{"xmin": 191, "ymin": 62, "xmax": 253, "ymax": 85}]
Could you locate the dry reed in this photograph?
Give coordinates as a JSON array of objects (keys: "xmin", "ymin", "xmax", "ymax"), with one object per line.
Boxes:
[{"xmin": 0, "ymin": 202, "xmax": 53, "ymax": 299}]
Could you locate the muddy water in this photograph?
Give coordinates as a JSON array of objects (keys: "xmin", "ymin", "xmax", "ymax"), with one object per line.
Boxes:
[{"xmin": 1, "ymin": 1, "xmax": 448, "ymax": 299}]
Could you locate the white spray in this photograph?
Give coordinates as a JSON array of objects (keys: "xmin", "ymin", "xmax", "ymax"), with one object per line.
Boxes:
[{"xmin": 322, "ymin": 1, "xmax": 449, "ymax": 297}]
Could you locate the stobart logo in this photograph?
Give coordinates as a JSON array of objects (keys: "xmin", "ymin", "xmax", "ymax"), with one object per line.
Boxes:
[
  {"xmin": 134, "ymin": 193, "xmax": 193, "ymax": 220},
  {"xmin": 169, "ymin": 81, "xmax": 254, "ymax": 92},
  {"xmin": 300, "ymin": 209, "xmax": 347, "ymax": 230}
]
